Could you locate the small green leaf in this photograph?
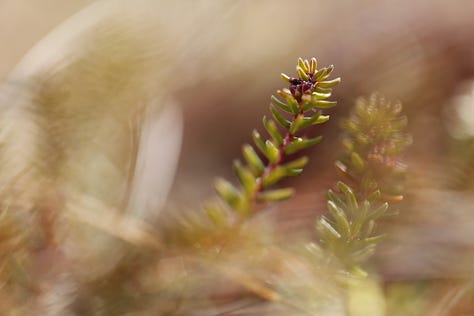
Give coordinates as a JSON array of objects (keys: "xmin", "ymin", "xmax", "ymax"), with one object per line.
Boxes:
[
  {"xmin": 358, "ymin": 234, "xmax": 387, "ymax": 247},
  {"xmin": 334, "ymin": 160, "xmax": 348, "ymax": 177},
  {"xmin": 280, "ymin": 73, "xmax": 291, "ymax": 83},
  {"xmin": 277, "ymin": 88, "xmax": 293, "ymax": 98},
  {"xmin": 204, "ymin": 203, "xmax": 227, "ymax": 227},
  {"xmin": 263, "ymin": 116, "xmax": 283, "ymax": 145},
  {"xmin": 381, "ymin": 210, "xmax": 400, "ymax": 218},
  {"xmin": 318, "ymin": 217, "xmax": 342, "ymax": 239},
  {"xmin": 252, "ymin": 130, "xmax": 267, "ymax": 155},
  {"xmin": 351, "ymin": 200, "xmax": 371, "ymax": 237},
  {"xmin": 301, "ymin": 99, "xmax": 314, "ymax": 112},
  {"xmin": 282, "ymin": 156, "xmax": 309, "ymax": 170},
  {"xmin": 265, "ymin": 140, "xmax": 280, "ymax": 163},
  {"xmin": 286, "ymin": 95, "xmax": 300, "ymax": 114},
  {"xmin": 286, "ymin": 168, "xmax": 303, "ymax": 176},
  {"xmin": 233, "ymin": 160, "xmax": 257, "ymax": 196},
  {"xmin": 318, "ymin": 77, "xmax": 341, "ymax": 88},
  {"xmin": 360, "ymin": 200, "xmax": 371, "ymax": 219},
  {"xmin": 214, "ymin": 178, "xmax": 241, "ymax": 209},
  {"xmin": 366, "ymin": 190, "xmax": 381, "ymax": 202},
  {"xmin": 300, "ymin": 112, "xmax": 330, "ymax": 129},
  {"xmin": 324, "ymin": 65, "xmax": 335, "ymax": 77},
  {"xmin": 284, "ymin": 136, "xmax": 323, "ymax": 155},
  {"xmin": 298, "ymin": 112, "xmax": 320, "ymax": 129},
  {"xmin": 242, "ymin": 144, "xmax": 265, "ymax": 175},
  {"xmin": 289, "ymin": 114, "xmax": 305, "ymax": 134},
  {"xmin": 310, "ymin": 58, "xmax": 318, "ymax": 74},
  {"xmin": 313, "ymin": 100, "xmax": 337, "ymax": 109},
  {"xmin": 262, "ymin": 166, "xmax": 286, "ymax": 187},
  {"xmin": 337, "ymin": 181, "xmax": 359, "ymax": 211},
  {"xmin": 296, "ymin": 66, "xmax": 309, "ymax": 80},
  {"xmin": 270, "ymin": 105, "xmax": 291, "ymax": 128},
  {"xmin": 365, "ymin": 234, "xmax": 387, "ymax": 244},
  {"xmin": 364, "ymin": 202, "xmax": 389, "ymax": 223},
  {"xmin": 271, "ymin": 95, "xmax": 292, "ymax": 113},
  {"xmin": 314, "ymin": 68, "xmax": 327, "ymax": 81},
  {"xmin": 350, "ymin": 152, "xmax": 365, "ymax": 171},
  {"xmin": 361, "ymin": 220, "xmax": 375, "ymax": 238},
  {"xmin": 351, "ymin": 245, "xmax": 376, "ymax": 263},
  {"xmin": 312, "ymin": 91, "xmax": 332, "ymax": 100},
  {"xmin": 327, "ymin": 200, "xmax": 351, "ymax": 238},
  {"xmin": 315, "ymin": 86, "xmax": 332, "ymax": 94},
  {"xmin": 327, "ymin": 189, "xmax": 347, "ymax": 209},
  {"xmin": 298, "ymin": 57, "xmax": 309, "ymax": 73},
  {"xmin": 314, "ymin": 115, "xmax": 330, "ymax": 124},
  {"xmin": 258, "ymin": 188, "xmax": 295, "ymax": 202}
]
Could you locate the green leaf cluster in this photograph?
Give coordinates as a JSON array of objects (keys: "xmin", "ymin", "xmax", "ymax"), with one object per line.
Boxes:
[
  {"xmin": 318, "ymin": 182, "xmax": 389, "ymax": 269},
  {"xmin": 215, "ymin": 58, "xmax": 340, "ymax": 218},
  {"xmin": 318, "ymin": 94, "xmax": 411, "ymax": 270},
  {"xmin": 339, "ymin": 94, "xmax": 412, "ymax": 197}
]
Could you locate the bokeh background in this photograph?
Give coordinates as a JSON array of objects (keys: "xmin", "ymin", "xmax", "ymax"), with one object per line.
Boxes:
[{"xmin": 2, "ymin": 0, "xmax": 474, "ymax": 314}]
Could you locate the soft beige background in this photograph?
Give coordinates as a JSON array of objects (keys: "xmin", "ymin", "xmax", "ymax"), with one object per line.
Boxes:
[
  {"xmin": 0, "ymin": 0, "xmax": 95, "ymax": 80},
  {"xmin": 2, "ymin": 0, "xmax": 474, "ymax": 284}
]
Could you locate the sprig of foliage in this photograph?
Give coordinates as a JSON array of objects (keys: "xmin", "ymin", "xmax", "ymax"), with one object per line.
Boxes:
[
  {"xmin": 214, "ymin": 58, "xmax": 340, "ymax": 218},
  {"xmin": 317, "ymin": 94, "xmax": 412, "ymax": 270},
  {"xmin": 162, "ymin": 59, "xmax": 342, "ymax": 311},
  {"xmin": 160, "ymin": 58, "xmax": 341, "ymax": 311}
]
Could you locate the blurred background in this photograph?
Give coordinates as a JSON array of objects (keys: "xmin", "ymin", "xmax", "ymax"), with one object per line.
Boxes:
[{"xmin": 2, "ymin": 0, "xmax": 474, "ymax": 314}]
